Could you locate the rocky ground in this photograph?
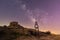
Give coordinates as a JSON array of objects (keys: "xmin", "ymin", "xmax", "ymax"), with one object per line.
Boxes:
[
  {"xmin": 0, "ymin": 22, "xmax": 60, "ymax": 40},
  {"xmin": 16, "ymin": 35, "xmax": 60, "ymax": 40}
]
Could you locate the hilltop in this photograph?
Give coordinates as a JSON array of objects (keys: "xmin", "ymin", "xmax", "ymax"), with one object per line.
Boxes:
[{"xmin": 0, "ymin": 21, "xmax": 60, "ymax": 40}]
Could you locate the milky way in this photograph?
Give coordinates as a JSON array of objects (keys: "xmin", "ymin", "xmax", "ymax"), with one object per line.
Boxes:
[{"xmin": 0, "ymin": 0, "xmax": 60, "ymax": 34}]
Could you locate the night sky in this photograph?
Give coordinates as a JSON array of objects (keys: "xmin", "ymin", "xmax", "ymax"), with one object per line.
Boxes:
[{"xmin": 0, "ymin": 0, "xmax": 60, "ymax": 34}]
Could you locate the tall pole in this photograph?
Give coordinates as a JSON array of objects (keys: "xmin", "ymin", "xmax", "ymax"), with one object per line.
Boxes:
[{"xmin": 34, "ymin": 21, "xmax": 39, "ymax": 37}]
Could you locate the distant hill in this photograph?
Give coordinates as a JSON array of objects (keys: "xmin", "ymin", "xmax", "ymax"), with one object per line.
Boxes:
[{"xmin": 0, "ymin": 21, "xmax": 60, "ymax": 40}]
